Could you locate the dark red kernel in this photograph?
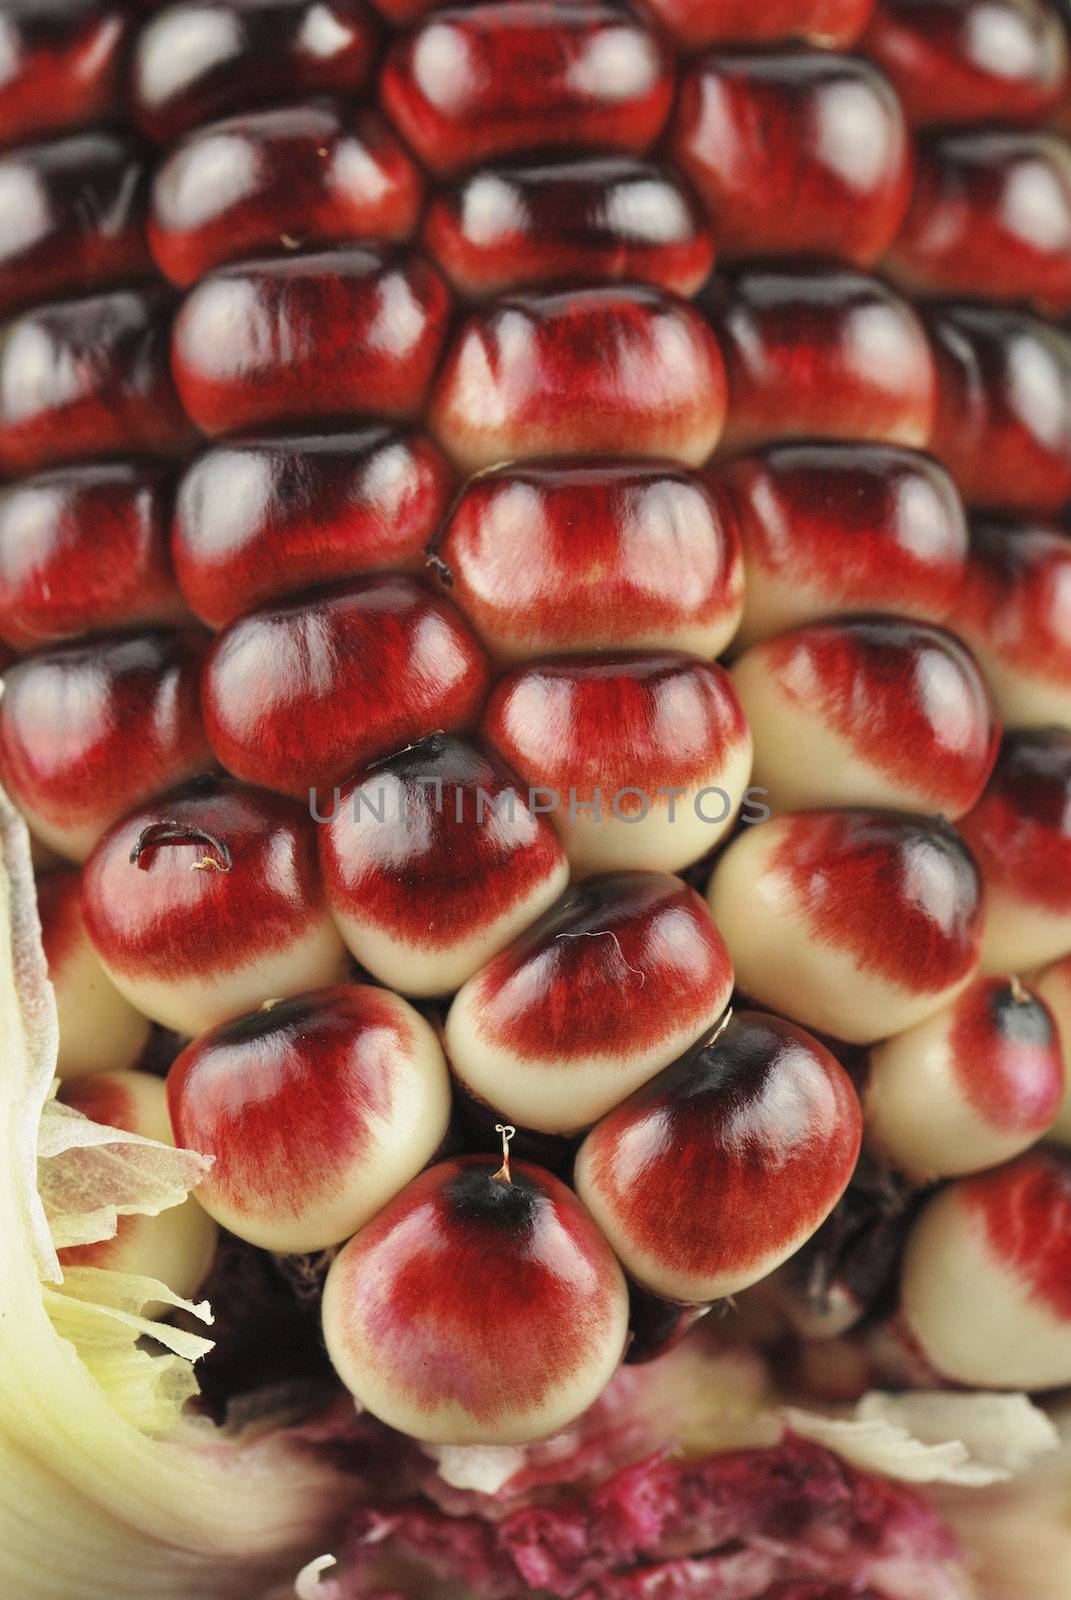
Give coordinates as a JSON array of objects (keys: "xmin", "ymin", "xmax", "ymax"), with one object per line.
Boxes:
[
  {"xmin": 0, "ymin": 0, "xmax": 128, "ymax": 149},
  {"xmin": 0, "ymin": 463, "xmax": 182, "ymax": 651},
  {"xmin": 950, "ymin": 517, "xmax": 1071, "ymax": 689},
  {"xmin": 639, "ymin": 0, "xmax": 873, "ymax": 49},
  {"xmin": 130, "ymin": 0, "xmax": 380, "ymax": 145},
  {"xmin": 482, "ymin": 652, "xmax": 748, "ymax": 798},
  {"xmin": 149, "ymin": 105, "xmax": 422, "ymax": 289},
  {"xmin": 715, "ymin": 443, "xmax": 967, "ymax": 637},
  {"xmin": 81, "ymin": 776, "xmax": 329, "ymax": 982},
  {"xmin": 947, "ymin": 518, "xmax": 1069, "ymax": 688},
  {"xmin": 422, "ymin": 156, "xmax": 714, "ymax": 299},
  {"xmin": 964, "ymin": 1148, "xmax": 1071, "ymax": 1320},
  {"xmin": 172, "ymin": 429, "xmax": 454, "ymax": 629},
  {"xmin": 379, "ymin": 3, "xmax": 675, "ymax": 176},
  {"xmin": 434, "ymin": 458, "xmax": 741, "ymax": 660},
  {"xmin": 958, "ymin": 729, "xmax": 1071, "ymax": 914},
  {"xmin": 577, "ymin": 1011, "xmax": 862, "ymax": 1293},
  {"xmin": 707, "ymin": 268, "xmax": 937, "ymax": 453},
  {"xmin": 670, "ymin": 49, "xmax": 912, "ymax": 267},
  {"xmin": 926, "ymin": 304, "xmax": 1071, "ymax": 516},
  {"xmin": 324, "ymin": 1154, "xmax": 626, "ymax": 1424},
  {"xmin": 0, "ymin": 131, "xmax": 151, "ymax": 316},
  {"xmin": 171, "ymin": 247, "xmax": 451, "ymax": 437},
  {"xmin": 860, "ymin": 0, "xmax": 1069, "ymax": 127},
  {"xmin": 889, "ymin": 131, "xmax": 1071, "ymax": 315},
  {"xmin": 430, "ymin": 284, "xmax": 727, "ymax": 471},
  {"xmin": 201, "ymin": 574, "xmax": 489, "ymax": 799},
  {"xmin": 464, "ymin": 871, "xmax": 731, "ymax": 1061},
  {"xmin": 369, "ymin": 0, "xmax": 433, "ymax": 18},
  {"xmin": 760, "ymin": 618, "xmax": 997, "ymax": 815},
  {"xmin": 166, "ymin": 985, "xmax": 410, "ymax": 1212},
  {"xmin": 0, "ymin": 630, "xmax": 211, "ymax": 860},
  {"xmin": 0, "ymin": 289, "xmax": 191, "ymax": 474},
  {"xmin": 773, "ymin": 811, "xmax": 983, "ymax": 992},
  {"xmin": 319, "ymin": 735, "xmax": 565, "ymax": 945}
]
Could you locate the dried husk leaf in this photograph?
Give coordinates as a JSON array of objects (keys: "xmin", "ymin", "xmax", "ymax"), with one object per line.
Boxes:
[
  {"xmin": 784, "ymin": 1391, "xmax": 1059, "ymax": 1487},
  {"xmin": 38, "ymin": 1094, "xmax": 213, "ymax": 1251}
]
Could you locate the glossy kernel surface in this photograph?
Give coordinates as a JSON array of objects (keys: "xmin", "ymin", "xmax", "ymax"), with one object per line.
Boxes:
[
  {"xmin": 889, "ymin": 131, "xmax": 1071, "ymax": 315},
  {"xmin": 322, "ymin": 1155, "xmax": 630, "ymax": 1444},
  {"xmin": 715, "ymin": 443, "xmax": 968, "ymax": 649},
  {"xmin": 949, "ymin": 517, "xmax": 1071, "ymax": 732},
  {"xmin": 172, "ymin": 428, "xmax": 454, "ymax": 628},
  {"xmin": 0, "ymin": 132, "xmax": 151, "ymax": 316},
  {"xmin": 81, "ymin": 776, "xmax": 347, "ymax": 1035},
  {"xmin": 430, "ymin": 285, "xmax": 727, "ymax": 472},
  {"xmin": 379, "ymin": 3, "xmax": 675, "ymax": 176},
  {"xmin": 0, "ymin": 630, "xmax": 210, "ymax": 861},
  {"xmin": 958, "ymin": 729, "xmax": 1071, "ymax": 973},
  {"xmin": 202, "ymin": 574, "xmax": 489, "ymax": 798},
  {"xmin": 901, "ymin": 1149, "xmax": 1071, "ymax": 1390},
  {"xmin": 482, "ymin": 652, "xmax": 752, "ymax": 875},
  {"xmin": 320, "ymin": 734, "xmax": 570, "ymax": 997},
  {"xmin": 927, "ymin": 304, "xmax": 1071, "ymax": 515},
  {"xmin": 0, "ymin": 462, "xmax": 182, "ymax": 651},
  {"xmin": 172, "ymin": 248, "xmax": 451, "ymax": 437},
  {"xmin": 150, "ymin": 105, "xmax": 423, "ymax": 288},
  {"xmin": 670, "ymin": 49, "xmax": 912, "ymax": 266},
  {"xmin": 433, "ymin": 459, "xmax": 743, "ymax": 662},
  {"xmin": 709, "ymin": 268, "xmax": 937, "ymax": 454},
  {"xmin": 131, "ymin": 0, "xmax": 380, "ymax": 145},
  {"xmin": 167, "ymin": 984, "xmax": 452, "ymax": 1253},
  {"xmin": 732, "ymin": 617, "xmax": 997, "ymax": 819},
  {"xmin": 445, "ymin": 870, "xmax": 734, "ymax": 1134},
  {"xmin": 0, "ymin": 0, "xmax": 127, "ymax": 149},
  {"xmin": 640, "ymin": 0, "xmax": 873, "ymax": 49},
  {"xmin": 865, "ymin": 975, "xmax": 1065, "ymax": 1180},
  {"xmin": 0, "ymin": 289, "xmax": 190, "ymax": 474},
  {"xmin": 423, "ymin": 156, "xmax": 714, "ymax": 300},
  {"xmin": 6, "ymin": 0, "xmax": 1071, "ymax": 1463},
  {"xmin": 860, "ymin": 0, "xmax": 1069, "ymax": 127},
  {"xmin": 575, "ymin": 1010, "xmax": 862, "ymax": 1304},
  {"xmin": 708, "ymin": 809, "xmax": 984, "ymax": 1043}
]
